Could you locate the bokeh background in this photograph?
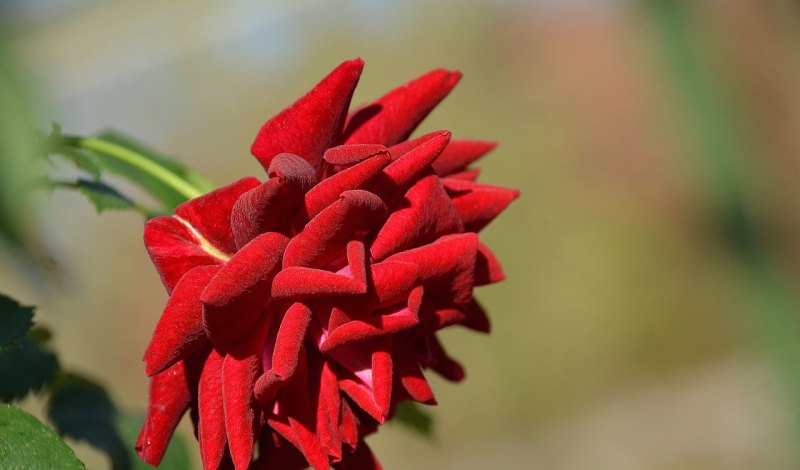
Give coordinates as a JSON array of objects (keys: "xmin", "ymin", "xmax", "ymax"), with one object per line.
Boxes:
[{"xmin": 3, "ymin": 0, "xmax": 800, "ymax": 468}]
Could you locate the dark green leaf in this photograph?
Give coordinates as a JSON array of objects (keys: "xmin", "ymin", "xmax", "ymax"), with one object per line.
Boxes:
[
  {"xmin": 74, "ymin": 179, "xmax": 135, "ymax": 213},
  {"xmin": 26, "ymin": 325, "xmax": 52, "ymax": 345},
  {"xmin": 0, "ymin": 338, "xmax": 58, "ymax": 401},
  {"xmin": 48, "ymin": 373, "xmax": 130, "ymax": 470},
  {"xmin": 392, "ymin": 402, "xmax": 433, "ymax": 436},
  {"xmin": 0, "ymin": 293, "xmax": 34, "ymax": 350},
  {"xmin": 97, "ymin": 131, "xmax": 215, "ymax": 193},
  {"xmin": 116, "ymin": 413, "xmax": 191, "ymax": 470},
  {"xmin": 0, "ymin": 404, "xmax": 85, "ymax": 469}
]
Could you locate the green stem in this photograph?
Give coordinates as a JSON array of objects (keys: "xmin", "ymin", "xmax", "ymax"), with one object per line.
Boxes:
[{"xmin": 66, "ymin": 137, "xmax": 204, "ymax": 200}]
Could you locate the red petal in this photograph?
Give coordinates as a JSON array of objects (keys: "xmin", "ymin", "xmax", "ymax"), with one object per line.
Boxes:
[
  {"xmin": 431, "ymin": 140, "xmax": 497, "ymax": 176},
  {"xmin": 323, "ymin": 144, "xmax": 388, "ymax": 166},
  {"xmin": 394, "ymin": 351, "xmax": 436, "ymax": 404},
  {"xmin": 385, "ymin": 234, "xmax": 478, "ymax": 305},
  {"xmin": 303, "ymin": 152, "xmax": 391, "ymax": 220},
  {"xmin": 445, "ymin": 168, "xmax": 481, "ymax": 181},
  {"xmin": 337, "ymin": 440, "xmax": 383, "ymax": 470},
  {"xmin": 143, "ymin": 216, "xmax": 223, "ymax": 294},
  {"xmin": 144, "ymin": 265, "xmax": 220, "ymax": 376},
  {"xmin": 251, "ymin": 59, "xmax": 364, "ymax": 171},
  {"xmin": 370, "ymin": 174, "xmax": 463, "ymax": 261},
  {"xmin": 174, "ymin": 176, "xmax": 261, "ymax": 255},
  {"xmin": 386, "ymin": 131, "xmax": 442, "ymax": 160},
  {"xmin": 461, "ymin": 299, "xmax": 491, "ymax": 333},
  {"xmin": 198, "ymin": 350, "xmax": 228, "ymax": 470},
  {"xmin": 136, "ymin": 361, "xmax": 192, "ymax": 466},
  {"xmin": 443, "ymin": 179, "xmax": 519, "ymax": 232},
  {"xmin": 338, "ymin": 402, "xmax": 359, "ymax": 449},
  {"xmin": 202, "ymin": 232, "xmax": 289, "ymax": 347},
  {"xmin": 371, "ymin": 339, "xmax": 393, "ymax": 418},
  {"xmin": 316, "ymin": 360, "xmax": 343, "ymax": 460},
  {"xmin": 222, "ymin": 318, "xmax": 271, "ymax": 470},
  {"xmin": 253, "ymin": 432, "xmax": 309, "ymax": 470},
  {"xmin": 374, "ymin": 131, "xmax": 450, "ymax": 193},
  {"xmin": 369, "ymin": 261, "xmax": 419, "ymax": 308},
  {"xmin": 321, "ymin": 287, "xmax": 422, "ymax": 352},
  {"xmin": 476, "ymin": 241, "xmax": 505, "ymax": 286},
  {"xmin": 231, "ymin": 154, "xmax": 316, "ymax": 248},
  {"xmin": 344, "ymin": 69, "xmax": 461, "ymax": 146},
  {"xmin": 254, "ymin": 303, "xmax": 312, "ymax": 403},
  {"xmin": 272, "ymin": 240, "xmax": 367, "ymax": 300},
  {"xmin": 424, "ymin": 335, "xmax": 465, "ymax": 382},
  {"xmin": 283, "ymin": 190, "xmax": 386, "ymax": 269}
]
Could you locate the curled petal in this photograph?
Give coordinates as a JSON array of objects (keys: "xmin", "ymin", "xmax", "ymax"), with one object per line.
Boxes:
[
  {"xmin": 272, "ymin": 240, "xmax": 367, "ymax": 300},
  {"xmin": 255, "ymin": 303, "xmax": 313, "ymax": 403},
  {"xmin": 443, "ymin": 179, "xmax": 519, "ymax": 232},
  {"xmin": 369, "ymin": 261, "xmax": 419, "ymax": 308},
  {"xmin": 431, "ymin": 139, "xmax": 497, "ymax": 176},
  {"xmin": 283, "ymin": 190, "xmax": 386, "ymax": 269},
  {"xmin": 303, "ymin": 152, "xmax": 391, "ymax": 220},
  {"xmin": 385, "ymin": 234, "xmax": 479, "ymax": 305},
  {"xmin": 136, "ymin": 361, "xmax": 192, "ymax": 466},
  {"xmin": 370, "ymin": 174, "xmax": 463, "ymax": 261},
  {"xmin": 231, "ymin": 153, "xmax": 316, "ymax": 248},
  {"xmin": 344, "ymin": 69, "xmax": 461, "ymax": 146},
  {"xmin": 202, "ymin": 232, "xmax": 289, "ymax": 347},
  {"xmin": 322, "ymin": 287, "xmax": 423, "ymax": 352},
  {"xmin": 374, "ymin": 131, "xmax": 450, "ymax": 193},
  {"xmin": 144, "ymin": 265, "xmax": 220, "ymax": 376},
  {"xmin": 252, "ymin": 58, "xmax": 364, "ymax": 170}
]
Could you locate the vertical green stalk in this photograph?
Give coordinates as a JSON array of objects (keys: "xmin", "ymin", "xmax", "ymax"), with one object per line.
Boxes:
[{"xmin": 648, "ymin": 0, "xmax": 800, "ymax": 435}]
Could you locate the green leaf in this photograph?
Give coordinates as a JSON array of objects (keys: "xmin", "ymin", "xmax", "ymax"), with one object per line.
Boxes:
[
  {"xmin": 0, "ymin": 338, "xmax": 59, "ymax": 401},
  {"xmin": 48, "ymin": 373, "xmax": 130, "ymax": 470},
  {"xmin": 56, "ymin": 148, "xmax": 103, "ymax": 180},
  {"xmin": 0, "ymin": 293, "xmax": 34, "ymax": 350},
  {"xmin": 392, "ymin": 402, "xmax": 433, "ymax": 436},
  {"xmin": 74, "ymin": 179, "xmax": 136, "ymax": 213},
  {"xmin": 0, "ymin": 404, "xmax": 85, "ymax": 469},
  {"xmin": 116, "ymin": 413, "xmax": 191, "ymax": 470},
  {"xmin": 97, "ymin": 131, "xmax": 216, "ymax": 193}
]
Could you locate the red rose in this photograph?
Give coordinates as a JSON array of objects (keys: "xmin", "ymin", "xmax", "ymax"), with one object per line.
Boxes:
[{"xmin": 137, "ymin": 58, "xmax": 517, "ymax": 469}]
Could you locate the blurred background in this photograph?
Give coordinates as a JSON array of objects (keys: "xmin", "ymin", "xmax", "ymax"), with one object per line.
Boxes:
[{"xmin": 2, "ymin": 0, "xmax": 800, "ymax": 468}]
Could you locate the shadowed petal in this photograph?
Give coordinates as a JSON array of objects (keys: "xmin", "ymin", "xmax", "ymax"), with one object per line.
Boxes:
[
  {"xmin": 251, "ymin": 59, "xmax": 364, "ymax": 171},
  {"xmin": 344, "ymin": 69, "xmax": 461, "ymax": 146},
  {"xmin": 136, "ymin": 361, "xmax": 192, "ymax": 466},
  {"xmin": 144, "ymin": 265, "xmax": 220, "ymax": 376},
  {"xmin": 394, "ymin": 350, "xmax": 436, "ymax": 404},
  {"xmin": 476, "ymin": 241, "xmax": 505, "ymax": 286},
  {"xmin": 337, "ymin": 440, "xmax": 383, "ymax": 470},
  {"xmin": 423, "ymin": 335, "xmax": 465, "ymax": 382},
  {"xmin": 202, "ymin": 232, "xmax": 289, "ymax": 348},
  {"xmin": 231, "ymin": 154, "xmax": 316, "ymax": 248}
]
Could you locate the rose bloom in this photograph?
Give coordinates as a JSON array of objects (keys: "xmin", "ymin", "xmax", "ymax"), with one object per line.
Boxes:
[{"xmin": 136, "ymin": 58, "xmax": 517, "ymax": 469}]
